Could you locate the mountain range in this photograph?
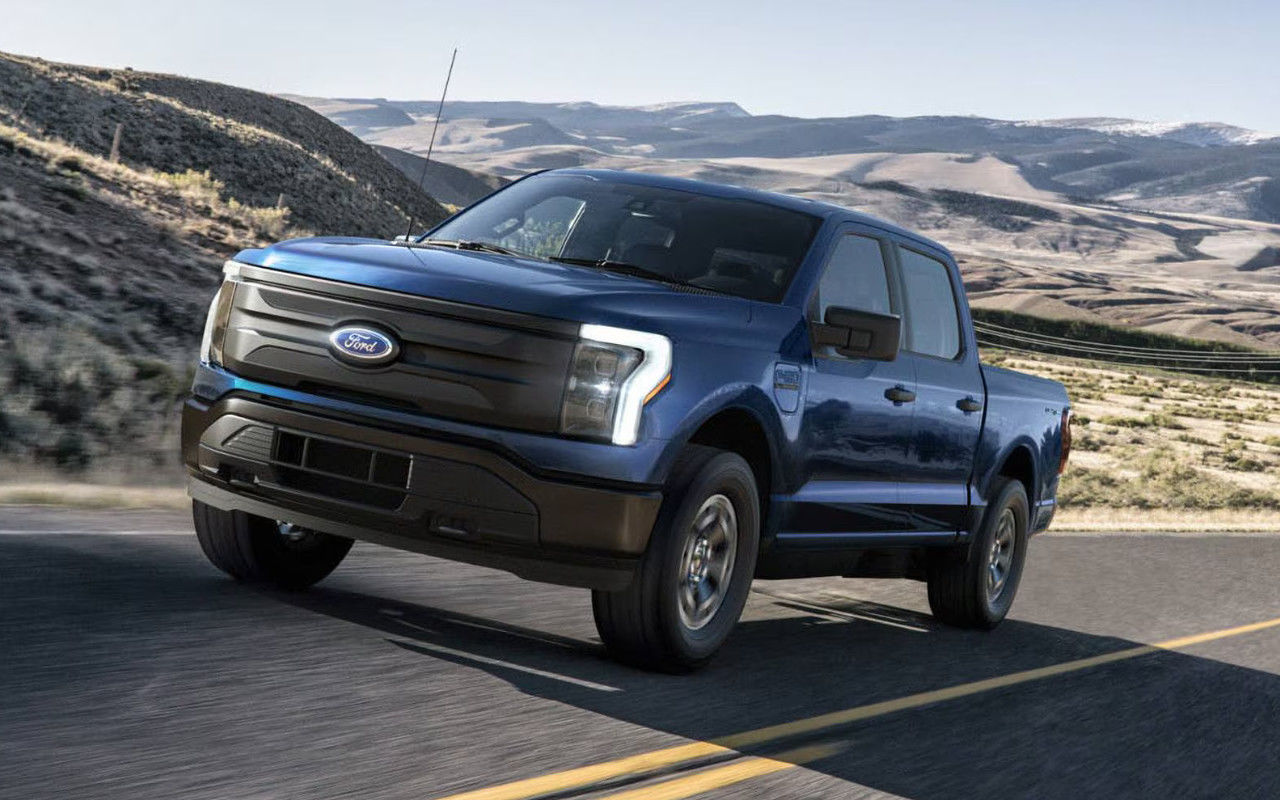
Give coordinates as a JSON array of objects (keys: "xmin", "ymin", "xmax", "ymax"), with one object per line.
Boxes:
[{"xmin": 288, "ymin": 95, "xmax": 1280, "ymax": 349}]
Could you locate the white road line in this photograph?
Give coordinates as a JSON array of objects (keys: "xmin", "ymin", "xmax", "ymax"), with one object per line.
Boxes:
[
  {"xmin": 390, "ymin": 618, "xmax": 620, "ymax": 693},
  {"xmin": 379, "ymin": 607, "xmax": 585, "ymax": 650},
  {"xmin": 446, "ymin": 616, "xmax": 584, "ymax": 650},
  {"xmin": 1048, "ymin": 529, "xmax": 1280, "ymax": 538},
  {"xmin": 753, "ymin": 589, "xmax": 930, "ymax": 633},
  {"xmin": 0, "ymin": 528, "xmax": 191, "ymax": 536}
]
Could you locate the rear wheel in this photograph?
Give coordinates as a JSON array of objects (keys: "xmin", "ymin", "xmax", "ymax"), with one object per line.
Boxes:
[
  {"xmin": 192, "ymin": 500, "xmax": 353, "ymax": 590},
  {"xmin": 592, "ymin": 446, "xmax": 760, "ymax": 672},
  {"xmin": 926, "ymin": 478, "xmax": 1028, "ymax": 629}
]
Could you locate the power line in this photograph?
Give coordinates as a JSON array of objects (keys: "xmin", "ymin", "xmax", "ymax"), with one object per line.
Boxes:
[
  {"xmin": 974, "ymin": 329, "xmax": 1280, "ymax": 368},
  {"xmin": 979, "ymin": 340, "xmax": 1280, "ymax": 374},
  {"xmin": 976, "ymin": 338, "xmax": 1280, "ymax": 370},
  {"xmin": 972, "ymin": 319, "xmax": 1280, "ymax": 359},
  {"xmin": 972, "ymin": 325, "xmax": 1280, "ymax": 360},
  {"xmin": 974, "ymin": 336, "xmax": 1280, "ymax": 366}
]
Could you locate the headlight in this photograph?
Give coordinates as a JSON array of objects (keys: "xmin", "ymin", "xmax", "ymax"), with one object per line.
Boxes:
[
  {"xmin": 560, "ymin": 324, "xmax": 671, "ymax": 446},
  {"xmin": 199, "ymin": 261, "xmax": 241, "ymax": 366}
]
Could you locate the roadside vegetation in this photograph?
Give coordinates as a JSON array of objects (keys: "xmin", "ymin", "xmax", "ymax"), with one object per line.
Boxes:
[
  {"xmin": 985, "ymin": 349, "xmax": 1280, "ymax": 527},
  {"xmin": 0, "ymin": 51, "xmax": 448, "ymax": 480},
  {"xmin": 0, "ymin": 123, "xmax": 290, "ymax": 475}
]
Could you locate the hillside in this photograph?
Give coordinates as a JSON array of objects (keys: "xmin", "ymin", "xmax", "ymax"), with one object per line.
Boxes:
[
  {"xmin": 0, "ymin": 52, "xmax": 447, "ymax": 474},
  {"xmin": 296, "ymin": 96, "xmax": 1280, "ymax": 349},
  {"xmin": 371, "ymin": 144, "xmax": 508, "ymax": 209}
]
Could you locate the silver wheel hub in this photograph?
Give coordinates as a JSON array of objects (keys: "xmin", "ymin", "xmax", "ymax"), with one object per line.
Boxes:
[
  {"xmin": 986, "ymin": 509, "xmax": 1017, "ymax": 603},
  {"xmin": 677, "ymin": 494, "xmax": 738, "ymax": 631},
  {"xmin": 276, "ymin": 521, "xmax": 320, "ymax": 550}
]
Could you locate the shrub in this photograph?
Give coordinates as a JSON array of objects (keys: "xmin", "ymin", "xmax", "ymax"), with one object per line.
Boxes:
[
  {"xmin": 1096, "ymin": 413, "xmax": 1186, "ymax": 431},
  {"xmin": 0, "ymin": 325, "xmax": 188, "ymax": 473},
  {"xmin": 51, "ymin": 431, "xmax": 90, "ymax": 470},
  {"xmin": 1175, "ymin": 433, "xmax": 1213, "ymax": 446},
  {"xmin": 157, "ymin": 169, "xmax": 224, "ymax": 205}
]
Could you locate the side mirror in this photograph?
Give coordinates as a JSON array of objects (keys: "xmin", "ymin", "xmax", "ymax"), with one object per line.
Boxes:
[{"xmin": 811, "ymin": 306, "xmax": 901, "ymax": 361}]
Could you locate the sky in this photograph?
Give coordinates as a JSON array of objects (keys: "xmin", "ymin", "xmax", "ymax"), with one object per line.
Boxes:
[{"xmin": 4, "ymin": 0, "xmax": 1279, "ymax": 131}]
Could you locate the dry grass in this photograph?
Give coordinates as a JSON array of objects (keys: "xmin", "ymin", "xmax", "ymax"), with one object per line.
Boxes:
[
  {"xmin": 1053, "ymin": 507, "xmax": 1280, "ymax": 532},
  {"xmin": 987, "ymin": 349, "xmax": 1280, "ymax": 516},
  {"xmin": 1, "ymin": 50, "xmax": 446, "ymax": 236},
  {"xmin": 3, "ymin": 123, "xmax": 299, "ymax": 241},
  {"xmin": 0, "ymin": 483, "xmax": 186, "ymax": 509}
]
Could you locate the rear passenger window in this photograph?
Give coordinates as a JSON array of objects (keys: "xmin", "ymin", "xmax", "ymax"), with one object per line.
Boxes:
[
  {"xmin": 815, "ymin": 235, "xmax": 891, "ymax": 322},
  {"xmin": 900, "ymin": 248, "xmax": 961, "ymax": 359}
]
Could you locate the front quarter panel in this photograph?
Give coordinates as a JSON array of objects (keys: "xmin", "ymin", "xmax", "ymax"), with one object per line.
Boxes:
[{"xmin": 645, "ymin": 326, "xmax": 800, "ymax": 488}]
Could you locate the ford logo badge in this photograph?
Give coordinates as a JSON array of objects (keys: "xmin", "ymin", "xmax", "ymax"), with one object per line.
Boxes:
[{"xmin": 328, "ymin": 325, "xmax": 400, "ymax": 367}]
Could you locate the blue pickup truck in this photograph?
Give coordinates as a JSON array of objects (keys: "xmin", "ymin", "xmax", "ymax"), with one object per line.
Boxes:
[{"xmin": 183, "ymin": 169, "xmax": 1070, "ymax": 671}]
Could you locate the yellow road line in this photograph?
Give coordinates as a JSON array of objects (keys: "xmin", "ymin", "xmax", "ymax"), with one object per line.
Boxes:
[
  {"xmin": 593, "ymin": 743, "xmax": 842, "ymax": 800},
  {"xmin": 435, "ymin": 742, "xmax": 733, "ymax": 800},
  {"xmin": 433, "ymin": 615, "xmax": 1280, "ymax": 800}
]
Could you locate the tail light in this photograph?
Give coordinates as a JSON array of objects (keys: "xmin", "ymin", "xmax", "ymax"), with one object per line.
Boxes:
[{"xmin": 1058, "ymin": 408, "xmax": 1072, "ymax": 474}]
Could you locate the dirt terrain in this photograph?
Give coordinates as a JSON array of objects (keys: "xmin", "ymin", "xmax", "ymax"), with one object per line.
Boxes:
[
  {"xmin": 987, "ymin": 349, "xmax": 1280, "ymax": 518},
  {"xmin": 0, "ymin": 52, "xmax": 446, "ymax": 473}
]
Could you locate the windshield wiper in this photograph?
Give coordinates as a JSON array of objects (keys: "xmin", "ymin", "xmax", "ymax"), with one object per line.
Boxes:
[
  {"xmin": 413, "ymin": 238, "xmax": 523, "ymax": 257},
  {"xmin": 549, "ymin": 257, "xmax": 676, "ymax": 285}
]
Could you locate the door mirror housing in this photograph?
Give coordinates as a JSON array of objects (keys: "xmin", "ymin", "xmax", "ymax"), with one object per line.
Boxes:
[{"xmin": 811, "ymin": 306, "xmax": 901, "ymax": 361}]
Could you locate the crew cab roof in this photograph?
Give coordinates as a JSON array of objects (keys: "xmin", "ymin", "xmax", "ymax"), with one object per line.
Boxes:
[{"xmin": 547, "ymin": 168, "xmax": 950, "ymax": 256}]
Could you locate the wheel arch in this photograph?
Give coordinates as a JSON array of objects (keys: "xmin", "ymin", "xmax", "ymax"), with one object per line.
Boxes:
[
  {"xmin": 658, "ymin": 391, "xmax": 786, "ymax": 527},
  {"xmin": 992, "ymin": 442, "xmax": 1037, "ymax": 507}
]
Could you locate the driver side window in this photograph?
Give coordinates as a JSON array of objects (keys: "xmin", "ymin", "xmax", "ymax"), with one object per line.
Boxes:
[{"xmin": 814, "ymin": 234, "xmax": 892, "ymax": 322}]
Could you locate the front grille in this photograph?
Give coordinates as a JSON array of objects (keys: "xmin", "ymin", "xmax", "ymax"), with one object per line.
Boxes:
[
  {"xmin": 272, "ymin": 430, "xmax": 410, "ymax": 509},
  {"xmin": 220, "ymin": 267, "xmax": 579, "ymax": 434}
]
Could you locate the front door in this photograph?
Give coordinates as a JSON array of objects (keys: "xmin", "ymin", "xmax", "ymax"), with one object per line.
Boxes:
[{"xmin": 785, "ymin": 229, "xmax": 918, "ymax": 539}]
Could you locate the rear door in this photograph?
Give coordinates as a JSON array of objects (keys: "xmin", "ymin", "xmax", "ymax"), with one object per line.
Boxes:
[
  {"xmin": 891, "ymin": 243, "xmax": 985, "ymax": 533},
  {"xmin": 787, "ymin": 227, "xmax": 918, "ymax": 539}
]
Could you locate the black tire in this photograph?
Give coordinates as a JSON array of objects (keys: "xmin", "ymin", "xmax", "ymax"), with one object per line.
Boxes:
[
  {"xmin": 192, "ymin": 500, "xmax": 353, "ymax": 590},
  {"xmin": 927, "ymin": 478, "xmax": 1029, "ymax": 629},
  {"xmin": 592, "ymin": 445, "xmax": 760, "ymax": 673}
]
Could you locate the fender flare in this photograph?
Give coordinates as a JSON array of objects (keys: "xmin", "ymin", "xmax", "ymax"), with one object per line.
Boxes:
[
  {"xmin": 651, "ymin": 384, "xmax": 787, "ymax": 490},
  {"xmin": 978, "ymin": 437, "xmax": 1040, "ymax": 508}
]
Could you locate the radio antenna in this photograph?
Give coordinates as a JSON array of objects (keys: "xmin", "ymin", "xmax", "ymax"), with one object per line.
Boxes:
[{"xmin": 404, "ymin": 47, "xmax": 458, "ymax": 240}]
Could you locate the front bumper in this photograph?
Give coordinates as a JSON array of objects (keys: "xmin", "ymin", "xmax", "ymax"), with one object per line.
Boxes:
[{"xmin": 182, "ymin": 395, "xmax": 662, "ymax": 590}]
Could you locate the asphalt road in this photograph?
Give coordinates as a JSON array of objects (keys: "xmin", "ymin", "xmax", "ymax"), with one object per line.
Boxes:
[{"xmin": 2, "ymin": 507, "xmax": 1279, "ymax": 800}]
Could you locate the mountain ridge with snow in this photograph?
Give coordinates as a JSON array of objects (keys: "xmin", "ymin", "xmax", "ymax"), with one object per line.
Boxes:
[{"xmin": 1021, "ymin": 117, "xmax": 1278, "ymax": 147}]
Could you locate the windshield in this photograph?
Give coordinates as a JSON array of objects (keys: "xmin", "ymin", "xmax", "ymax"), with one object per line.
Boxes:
[{"xmin": 425, "ymin": 173, "xmax": 823, "ymax": 302}]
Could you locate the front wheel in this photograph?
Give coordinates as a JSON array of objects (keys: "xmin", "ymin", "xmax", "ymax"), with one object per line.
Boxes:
[
  {"xmin": 926, "ymin": 478, "xmax": 1029, "ymax": 629},
  {"xmin": 592, "ymin": 446, "xmax": 760, "ymax": 673},
  {"xmin": 192, "ymin": 500, "xmax": 353, "ymax": 590}
]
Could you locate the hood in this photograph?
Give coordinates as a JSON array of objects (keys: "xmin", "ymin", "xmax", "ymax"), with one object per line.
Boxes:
[{"xmin": 235, "ymin": 237, "xmax": 753, "ymax": 336}]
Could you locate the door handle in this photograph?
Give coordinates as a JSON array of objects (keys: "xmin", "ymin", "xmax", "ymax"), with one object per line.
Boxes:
[
  {"xmin": 957, "ymin": 397, "xmax": 984, "ymax": 413},
  {"xmin": 884, "ymin": 386, "xmax": 916, "ymax": 404}
]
